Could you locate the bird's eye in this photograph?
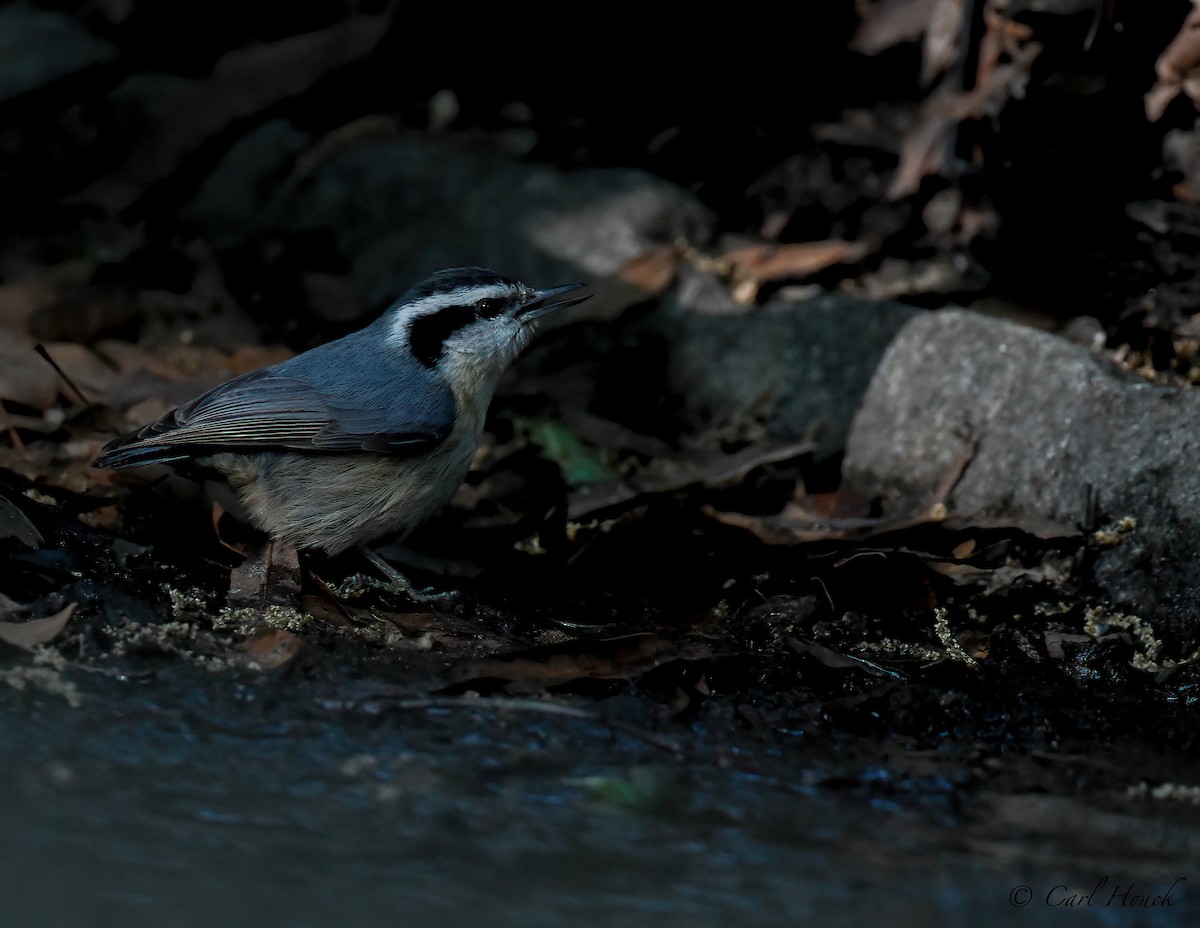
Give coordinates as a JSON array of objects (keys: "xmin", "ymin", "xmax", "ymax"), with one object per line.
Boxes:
[{"xmin": 475, "ymin": 298, "xmax": 505, "ymax": 319}]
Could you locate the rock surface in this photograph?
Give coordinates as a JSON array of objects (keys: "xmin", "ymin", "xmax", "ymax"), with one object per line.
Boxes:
[
  {"xmin": 842, "ymin": 309, "xmax": 1200, "ymax": 637},
  {"xmin": 199, "ymin": 133, "xmax": 716, "ymax": 311},
  {"xmin": 656, "ymin": 266, "xmax": 923, "ymax": 456}
]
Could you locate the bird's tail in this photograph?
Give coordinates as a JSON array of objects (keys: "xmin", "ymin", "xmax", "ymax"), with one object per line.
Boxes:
[{"xmin": 92, "ymin": 443, "xmax": 189, "ymax": 470}]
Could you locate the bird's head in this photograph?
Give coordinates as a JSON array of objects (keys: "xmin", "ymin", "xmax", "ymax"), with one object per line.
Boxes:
[{"xmin": 386, "ymin": 267, "xmax": 589, "ymax": 380}]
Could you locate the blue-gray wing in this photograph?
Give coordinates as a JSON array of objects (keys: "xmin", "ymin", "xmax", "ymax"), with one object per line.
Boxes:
[{"xmin": 93, "ymin": 347, "xmax": 455, "ymax": 469}]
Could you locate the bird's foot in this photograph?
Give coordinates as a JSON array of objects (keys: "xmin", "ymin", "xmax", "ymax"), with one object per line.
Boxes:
[{"xmin": 358, "ymin": 547, "xmax": 460, "ymax": 608}]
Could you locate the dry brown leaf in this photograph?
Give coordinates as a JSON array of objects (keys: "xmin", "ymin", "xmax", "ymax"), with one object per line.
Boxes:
[
  {"xmin": 1155, "ymin": 7, "xmax": 1200, "ymax": 84},
  {"xmin": 889, "ymin": 34, "xmax": 1042, "ymax": 199},
  {"xmin": 925, "ymin": 560, "xmax": 992, "ymax": 582},
  {"xmin": 234, "ymin": 628, "xmax": 306, "ymax": 669},
  {"xmin": 951, "ymin": 538, "xmax": 977, "ymax": 559},
  {"xmin": 39, "ymin": 342, "xmax": 121, "ymax": 404},
  {"xmin": 722, "ymin": 240, "xmax": 870, "ymax": 285},
  {"xmin": 0, "ymin": 334, "xmax": 61, "ymax": 408},
  {"xmin": 76, "ymin": 503, "xmax": 123, "ymax": 532},
  {"xmin": 977, "ymin": 15, "xmax": 1035, "ymax": 94},
  {"xmin": 120, "ymin": 396, "xmax": 169, "ymax": 428},
  {"xmin": 616, "ymin": 245, "xmax": 682, "ymax": 294},
  {"xmin": 92, "ymin": 339, "xmax": 184, "ymax": 379},
  {"xmin": 90, "ymin": 341, "xmax": 294, "ymax": 425},
  {"xmin": 889, "ymin": 84, "xmax": 963, "ymax": 199},
  {"xmin": 567, "ymin": 440, "xmax": 814, "ymax": 521},
  {"xmin": 560, "ymin": 246, "xmax": 684, "ymax": 327},
  {"xmin": 703, "ymin": 505, "xmax": 866, "ymax": 545},
  {"xmin": 705, "ymin": 501, "xmax": 1078, "ymax": 549},
  {"xmin": 0, "ymin": 442, "xmax": 112, "ymax": 494},
  {"xmin": 1146, "ymin": 7, "xmax": 1200, "ymax": 121},
  {"xmin": 0, "ymin": 603, "xmax": 77, "ymax": 651},
  {"xmin": 921, "ymin": 0, "xmax": 966, "ymax": 87},
  {"xmin": 852, "ymin": 0, "xmax": 942, "ymax": 55}
]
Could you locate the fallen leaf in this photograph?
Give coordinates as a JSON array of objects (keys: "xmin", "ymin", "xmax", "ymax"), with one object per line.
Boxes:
[
  {"xmin": 1146, "ymin": 7, "xmax": 1200, "ymax": 121},
  {"xmin": 921, "ymin": 0, "xmax": 966, "ymax": 87},
  {"xmin": 512, "ymin": 416, "xmax": 620, "ymax": 486},
  {"xmin": 234, "ymin": 628, "xmax": 306, "ymax": 669},
  {"xmin": 952, "ymin": 538, "xmax": 977, "ymax": 559},
  {"xmin": 0, "ymin": 604, "xmax": 77, "ymax": 650},
  {"xmin": 567, "ymin": 440, "xmax": 814, "ymax": 521},
  {"xmin": 722, "ymin": 240, "xmax": 870, "ymax": 285},
  {"xmin": 615, "ymin": 245, "xmax": 682, "ymax": 295},
  {"xmin": 0, "ymin": 495, "xmax": 43, "ymax": 547},
  {"xmin": 554, "ymin": 246, "xmax": 684, "ymax": 327},
  {"xmin": 38, "ymin": 342, "xmax": 121, "ymax": 405},
  {"xmin": 76, "ymin": 503, "xmax": 123, "ymax": 532},
  {"xmin": 704, "ymin": 502, "xmax": 1078, "ymax": 548},
  {"xmin": 0, "ymin": 334, "xmax": 61, "ymax": 408},
  {"xmin": 889, "ymin": 25, "xmax": 1042, "ymax": 199},
  {"xmin": 851, "ymin": 0, "xmax": 942, "ymax": 55}
]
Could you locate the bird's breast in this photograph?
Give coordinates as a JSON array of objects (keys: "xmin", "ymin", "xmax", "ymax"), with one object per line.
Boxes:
[{"xmin": 211, "ymin": 434, "xmax": 480, "ymax": 555}]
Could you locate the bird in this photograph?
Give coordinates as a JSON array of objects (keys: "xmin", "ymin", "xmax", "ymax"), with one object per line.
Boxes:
[{"xmin": 93, "ymin": 266, "xmax": 590, "ymax": 583}]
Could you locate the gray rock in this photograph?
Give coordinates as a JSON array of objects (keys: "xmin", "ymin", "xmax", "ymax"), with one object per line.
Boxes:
[
  {"xmin": 842, "ymin": 309, "xmax": 1200, "ymax": 636},
  {"xmin": 0, "ymin": 4, "xmax": 117, "ymax": 104},
  {"xmin": 260, "ymin": 134, "xmax": 714, "ymax": 308},
  {"xmin": 658, "ymin": 266, "xmax": 923, "ymax": 455},
  {"xmin": 185, "ymin": 118, "xmax": 311, "ymax": 247}
]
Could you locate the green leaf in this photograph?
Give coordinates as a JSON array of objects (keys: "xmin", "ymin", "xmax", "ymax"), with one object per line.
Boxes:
[{"xmin": 512, "ymin": 416, "xmax": 620, "ymax": 486}]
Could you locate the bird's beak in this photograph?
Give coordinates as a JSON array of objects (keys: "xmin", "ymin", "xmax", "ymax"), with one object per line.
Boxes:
[{"xmin": 518, "ymin": 283, "xmax": 591, "ymax": 324}]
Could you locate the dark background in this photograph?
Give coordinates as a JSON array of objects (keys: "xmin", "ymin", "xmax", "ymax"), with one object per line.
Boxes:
[{"xmin": 4, "ymin": 0, "xmax": 1198, "ymax": 342}]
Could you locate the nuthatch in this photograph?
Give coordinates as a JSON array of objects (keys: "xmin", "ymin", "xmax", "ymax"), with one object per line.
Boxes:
[{"xmin": 93, "ymin": 266, "xmax": 590, "ymax": 560}]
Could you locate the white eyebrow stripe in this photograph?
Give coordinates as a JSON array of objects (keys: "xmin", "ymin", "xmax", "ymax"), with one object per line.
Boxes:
[{"xmin": 389, "ymin": 283, "xmax": 515, "ymax": 342}]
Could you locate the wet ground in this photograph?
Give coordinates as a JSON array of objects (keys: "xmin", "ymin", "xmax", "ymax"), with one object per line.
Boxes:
[
  {"xmin": 4, "ymin": 661, "xmax": 1199, "ymax": 928},
  {"xmin": 3, "ymin": 480, "xmax": 1200, "ymax": 927}
]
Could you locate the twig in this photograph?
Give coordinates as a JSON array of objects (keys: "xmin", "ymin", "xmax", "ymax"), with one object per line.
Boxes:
[
  {"xmin": 34, "ymin": 344, "xmax": 93, "ymax": 408},
  {"xmin": 926, "ymin": 436, "xmax": 978, "ymax": 514}
]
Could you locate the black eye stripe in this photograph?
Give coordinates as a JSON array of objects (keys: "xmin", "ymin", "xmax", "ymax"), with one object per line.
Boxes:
[{"xmin": 408, "ymin": 305, "xmax": 477, "ymax": 367}]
